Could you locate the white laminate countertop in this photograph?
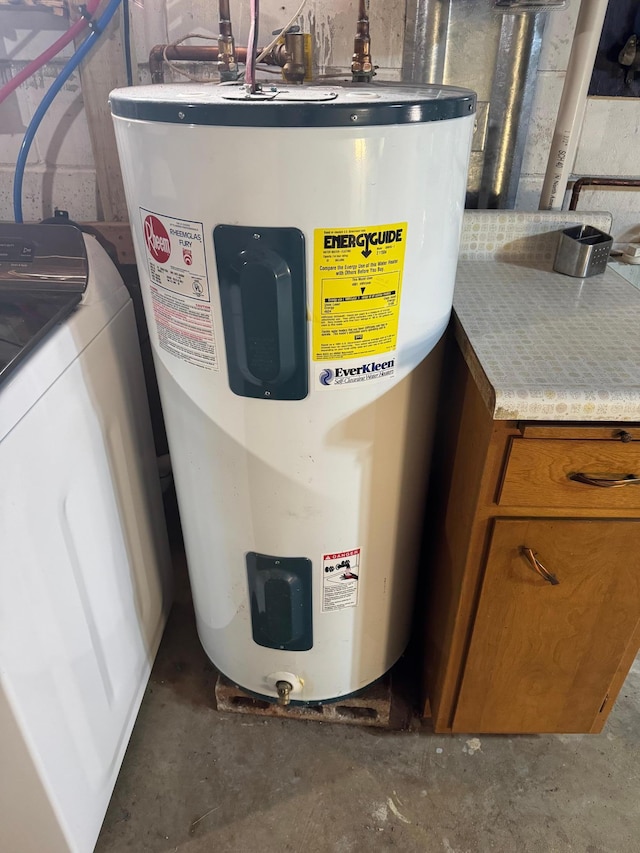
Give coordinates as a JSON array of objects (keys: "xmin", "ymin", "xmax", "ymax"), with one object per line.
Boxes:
[{"xmin": 452, "ymin": 211, "xmax": 640, "ymax": 422}]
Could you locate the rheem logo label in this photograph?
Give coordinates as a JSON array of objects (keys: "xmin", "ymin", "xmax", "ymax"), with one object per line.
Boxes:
[{"xmin": 144, "ymin": 214, "xmax": 171, "ymax": 263}]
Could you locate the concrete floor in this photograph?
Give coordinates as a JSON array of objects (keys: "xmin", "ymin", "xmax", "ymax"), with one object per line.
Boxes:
[{"xmin": 96, "ymin": 549, "xmax": 640, "ymax": 853}]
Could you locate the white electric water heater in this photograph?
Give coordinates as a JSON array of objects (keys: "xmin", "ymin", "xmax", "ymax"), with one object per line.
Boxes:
[{"xmin": 111, "ymin": 83, "xmax": 475, "ymax": 704}]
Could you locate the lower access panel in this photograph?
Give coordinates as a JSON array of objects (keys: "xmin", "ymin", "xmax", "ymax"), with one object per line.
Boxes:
[
  {"xmin": 213, "ymin": 225, "xmax": 307, "ymax": 400},
  {"xmin": 247, "ymin": 552, "xmax": 313, "ymax": 651}
]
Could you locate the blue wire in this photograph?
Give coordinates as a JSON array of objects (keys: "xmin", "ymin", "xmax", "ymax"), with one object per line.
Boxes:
[
  {"xmin": 13, "ymin": 0, "xmax": 123, "ymax": 223},
  {"xmin": 123, "ymin": 0, "xmax": 133, "ymax": 86}
]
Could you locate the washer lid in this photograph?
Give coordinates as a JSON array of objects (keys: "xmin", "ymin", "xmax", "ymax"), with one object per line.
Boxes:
[
  {"xmin": 0, "ymin": 224, "xmax": 88, "ymax": 389},
  {"xmin": 0, "ymin": 236, "xmax": 129, "ymax": 442},
  {"xmin": 109, "ymin": 82, "xmax": 476, "ymax": 128},
  {"xmin": 0, "ymin": 223, "xmax": 87, "ymax": 293}
]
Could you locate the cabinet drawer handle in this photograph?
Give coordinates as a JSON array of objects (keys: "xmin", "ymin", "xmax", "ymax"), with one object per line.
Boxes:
[
  {"xmin": 521, "ymin": 547, "xmax": 560, "ymax": 585},
  {"xmin": 569, "ymin": 473, "xmax": 640, "ymax": 488}
]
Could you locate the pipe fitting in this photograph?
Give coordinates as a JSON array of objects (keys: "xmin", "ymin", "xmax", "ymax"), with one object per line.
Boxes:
[
  {"xmin": 351, "ymin": 0, "xmax": 374, "ymax": 83},
  {"xmin": 218, "ymin": 0, "xmax": 238, "ymax": 82},
  {"xmin": 276, "ymin": 680, "xmax": 293, "ymax": 706},
  {"xmin": 282, "ymin": 32, "xmax": 307, "ymax": 84}
]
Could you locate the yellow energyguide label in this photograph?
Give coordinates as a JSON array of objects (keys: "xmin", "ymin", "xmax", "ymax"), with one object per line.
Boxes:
[{"xmin": 313, "ymin": 222, "xmax": 407, "ymax": 362}]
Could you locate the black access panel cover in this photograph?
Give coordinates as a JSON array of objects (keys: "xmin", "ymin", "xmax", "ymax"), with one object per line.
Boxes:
[
  {"xmin": 213, "ymin": 225, "xmax": 308, "ymax": 400},
  {"xmin": 246, "ymin": 552, "xmax": 313, "ymax": 651}
]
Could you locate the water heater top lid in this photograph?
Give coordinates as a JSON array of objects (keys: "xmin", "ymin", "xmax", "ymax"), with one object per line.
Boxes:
[{"xmin": 110, "ymin": 82, "xmax": 476, "ymax": 128}]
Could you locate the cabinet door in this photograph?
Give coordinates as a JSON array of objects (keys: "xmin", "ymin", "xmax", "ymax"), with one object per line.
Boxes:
[{"xmin": 453, "ymin": 519, "xmax": 640, "ymax": 734}]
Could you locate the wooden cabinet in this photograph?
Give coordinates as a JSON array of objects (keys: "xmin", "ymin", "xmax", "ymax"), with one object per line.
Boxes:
[
  {"xmin": 453, "ymin": 518, "xmax": 640, "ymax": 733},
  {"xmin": 422, "ymin": 341, "xmax": 640, "ymax": 734}
]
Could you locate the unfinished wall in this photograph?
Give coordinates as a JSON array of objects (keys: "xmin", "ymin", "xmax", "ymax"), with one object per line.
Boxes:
[
  {"xmin": 517, "ymin": 0, "xmax": 640, "ymax": 243},
  {"xmin": 153, "ymin": 0, "xmax": 405, "ymax": 79},
  {"xmin": 0, "ymin": 1, "xmax": 405, "ymax": 223},
  {"xmin": 1, "ymin": 0, "xmax": 638, "ymax": 241},
  {"xmin": 0, "ymin": 10, "xmax": 99, "ymax": 221}
]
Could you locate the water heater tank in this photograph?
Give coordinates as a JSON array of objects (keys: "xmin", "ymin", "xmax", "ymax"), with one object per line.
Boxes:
[{"xmin": 110, "ymin": 83, "xmax": 475, "ymax": 704}]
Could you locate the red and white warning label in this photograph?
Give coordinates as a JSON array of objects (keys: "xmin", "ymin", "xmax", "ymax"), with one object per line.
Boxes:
[
  {"xmin": 140, "ymin": 208, "xmax": 218, "ymax": 370},
  {"xmin": 322, "ymin": 548, "xmax": 361, "ymax": 613},
  {"xmin": 150, "ymin": 288, "xmax": 217, "ymax": 369}
]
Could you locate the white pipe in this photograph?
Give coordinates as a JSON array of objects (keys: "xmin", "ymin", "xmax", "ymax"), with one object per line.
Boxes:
[{"xmin": 539, "ymin": 0, "xmax": 609, "ymax": 210}]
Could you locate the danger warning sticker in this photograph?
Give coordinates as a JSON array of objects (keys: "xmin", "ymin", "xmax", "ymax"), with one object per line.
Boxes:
[
  {"xmin": 313, "ymin": 223, "xmax": 407, "ymax": 388},
  {"xmin": 322, "ymin": 548, "xmax": 361, "ymax": 613},
  {"xmin": 140, "ymin": 209, "xmax": 218, "ymax": 370}
]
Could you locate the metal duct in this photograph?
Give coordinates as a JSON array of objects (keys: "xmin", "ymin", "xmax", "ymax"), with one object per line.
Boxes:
[
  {"xmin": 402, "ymin": 0, "xmax": 451, "ymax": 84},
  {"xmin": 402, "ymin": 0, "xmax": 548, "ymax": 209},
  {"xmin": 478, "ymin": 10, "xmax": 546, "ymax": 208}
]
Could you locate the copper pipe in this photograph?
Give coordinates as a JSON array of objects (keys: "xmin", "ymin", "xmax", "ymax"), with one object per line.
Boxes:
[
  {"xmin": 218, "ymin": 0, "xmax": 238, "ymax": 81},
  {"xmin": 351, "ymin": 0, "xmax": 374, "ymax": 83},
  {"xmin": 569, "ymin": 177, "xmax": 640, "ymax": 211},
  {"xmin": 149, "ymin": 44, "xmax": 278, "ymax": 84}
]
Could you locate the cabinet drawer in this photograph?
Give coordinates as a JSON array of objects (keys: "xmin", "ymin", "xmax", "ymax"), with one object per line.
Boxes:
[{"xmin": 499, "ymin": 438, "xmax": 640, "ymax": 509}]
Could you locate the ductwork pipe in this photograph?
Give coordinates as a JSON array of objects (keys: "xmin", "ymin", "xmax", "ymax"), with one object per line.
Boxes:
[
  {"xmin": 478, "ymin": 9, "xmax": 546, "ymax": 209},
  {"xmin": 402, "ymin": 0, "xmax": 450, "ymax": 85},
  {"xmin": 539, "ymin": 0, "xmax": 609, "ymax": 210}
]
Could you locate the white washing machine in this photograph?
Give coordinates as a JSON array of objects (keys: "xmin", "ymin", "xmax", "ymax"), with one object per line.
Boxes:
[{"xmin": 0, "ymin": 224, "xmax": 172, "ymax": 853}]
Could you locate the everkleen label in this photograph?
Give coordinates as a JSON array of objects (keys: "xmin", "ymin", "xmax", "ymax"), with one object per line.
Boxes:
[
  {"xmin": 317, "ymin": 357, "xmax": 395, "ymax": 388},
  {"xmin": 313, "ymin": 223, "xmax": 407, "ymax": 386}
]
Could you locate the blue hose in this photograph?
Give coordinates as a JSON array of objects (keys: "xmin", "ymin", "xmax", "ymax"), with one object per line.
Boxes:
[{"xmin": 13, "ymin": 0, "xmax": 123, "ymax": 223}]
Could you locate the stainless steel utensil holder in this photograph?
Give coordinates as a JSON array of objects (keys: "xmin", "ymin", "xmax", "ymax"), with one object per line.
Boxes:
[{"xmin": 553, "ymin": 225, "xmax": 613, "ymax": 278}]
